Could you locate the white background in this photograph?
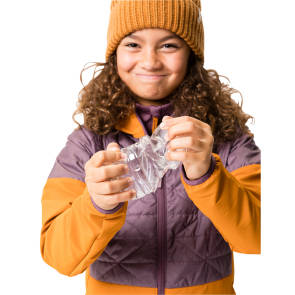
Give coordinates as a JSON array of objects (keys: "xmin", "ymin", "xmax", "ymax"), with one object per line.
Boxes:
[{"xmin": 0, "ymin": 0, "xmax": 294, "ymax": 294}]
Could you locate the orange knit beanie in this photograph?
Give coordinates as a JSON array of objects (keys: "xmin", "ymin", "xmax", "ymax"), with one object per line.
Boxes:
[{"xmin": 105, "ymin": 0, "xmax": 204, "ymax": 64}]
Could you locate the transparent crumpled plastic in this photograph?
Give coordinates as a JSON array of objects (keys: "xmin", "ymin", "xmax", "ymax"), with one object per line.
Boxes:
[{"xmin": 116, "ymin": 124, "xmax": 180, "ymax": 199}]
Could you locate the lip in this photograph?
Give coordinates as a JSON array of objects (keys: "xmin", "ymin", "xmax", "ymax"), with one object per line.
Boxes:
[{"xmin": 135, "ymin": 74, "xmax": 167, "ymax": 80}]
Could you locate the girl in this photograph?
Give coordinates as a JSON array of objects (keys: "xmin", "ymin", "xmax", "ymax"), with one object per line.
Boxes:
[{"xmin": 40, "ymin": 0, "xmax": 261, "ymax": 294}]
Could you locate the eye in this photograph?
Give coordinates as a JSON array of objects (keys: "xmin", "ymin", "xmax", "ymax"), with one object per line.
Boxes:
[
  {"xmin": 124, "ymin": 42, "xmax": 179, "ymax": 49},
  {"xmin": 125, "ymin": 43, "xmax": 138, "ymax": 48},
  {"xmin": 162, "ymin": 43, "xmax": 179, "ymax": 49}
]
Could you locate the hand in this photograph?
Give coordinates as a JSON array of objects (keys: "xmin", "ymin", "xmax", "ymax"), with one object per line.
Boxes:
[
  {"xmin": 161, "ymin": 116, "xmax": 214, "ymax": 180},
  {"xmin": 84, "ymin": 142, "xmax": 135, "ymax": 210}
]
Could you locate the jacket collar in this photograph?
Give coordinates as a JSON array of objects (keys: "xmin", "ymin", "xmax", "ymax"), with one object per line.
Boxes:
[{"xmin": 115, "ymin": 102, "xmax": 174, "ymax": 138}]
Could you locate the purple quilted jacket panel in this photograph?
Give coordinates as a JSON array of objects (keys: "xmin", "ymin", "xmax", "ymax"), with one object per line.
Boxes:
[{"xmin": 48, "ymin": 103, "xmax": 260, "ymax": 288}]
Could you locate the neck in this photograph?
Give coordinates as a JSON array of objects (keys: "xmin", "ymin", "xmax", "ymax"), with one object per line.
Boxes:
[{"xmin": 134, "ymin": 97, "xmax": 171, "ymax": 106}]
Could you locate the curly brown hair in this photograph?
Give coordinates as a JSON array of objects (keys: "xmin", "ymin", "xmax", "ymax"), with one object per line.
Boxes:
[{"xmin": 72, "ymin": 51, "xmax": 253, "ymax": 147}]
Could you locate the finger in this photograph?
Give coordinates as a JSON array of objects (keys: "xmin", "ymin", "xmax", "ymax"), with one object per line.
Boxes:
[
  {"xmin": 165, "ymin": 150, "xmax": 203, "ymax": 163},
  {"xmin": 160, "ymin": 116, "xmax": 194, "ymax": 129},
  {"xmin": 105, "ymin": 142, "xmax": 126, "ymax": 164},
  {"xmin": 167, "ymin": 136, "xmax": 204, "ymax": 153},
  {"xmin": 162, "ymin": 115, "xmax": 173, "ymax": 122},
  {"xmin": 161, "ymin": 115, "xmax": 209, "ymax": 131},
  {"xmin": 167, "ymin": 121, "xmax": 205, "ymax": 141},
  {"xmin": 107, "ymin": 142, "xmax": 121, "ymax": 152},
  {"xmin": 93, "ymin": 189, "xmax": 136, "ymax": 206},
  {"xmin": 88, "ymin": 150, "xmax": 124, "ymax": 168},
  {"xmin": 88, "ymin": 176, "xmax": 133, "ymax": 195},
  {"xmin": 86, "ymin": 163, "xmax": 128, "ymax": 183}
]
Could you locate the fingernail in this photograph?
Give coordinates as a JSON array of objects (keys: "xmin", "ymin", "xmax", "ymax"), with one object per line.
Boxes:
[
  {"xmin": 165, "ymin": 151, "xmax": 170, "ymax": 160},
  {"xmin": 127, "ymin": 177, "xmax": 133, "ymax": 184},
  {"xmin": 160, "ymin": 122, "xmax": 168, "ymax": 129},
  {"xmin": 120, "ymin": 152, "xmax": 127, "ymax": 160},
  {"xmin": 124, "ymin": 165, "xmax": 129, "ymax": 173}
]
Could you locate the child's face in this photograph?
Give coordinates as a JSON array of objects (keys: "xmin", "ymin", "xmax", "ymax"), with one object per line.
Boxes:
[{"xmin": 116, "ymin": 28, "xmax": 191, "ymax": 106}]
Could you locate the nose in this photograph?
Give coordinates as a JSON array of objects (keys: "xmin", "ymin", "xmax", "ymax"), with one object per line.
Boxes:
[{"xmin": 139, "ymin": 48, "xmax": 162, "ymax": 71}]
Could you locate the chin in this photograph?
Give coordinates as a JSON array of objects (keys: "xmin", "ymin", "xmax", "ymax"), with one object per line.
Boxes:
[
  {"xmin": 128, "ymin": 86, "xmax": 171, "ymax": 101},
  {"xmin": 135, "ymin": 90, "xmax": 169, "ymax": 100}
]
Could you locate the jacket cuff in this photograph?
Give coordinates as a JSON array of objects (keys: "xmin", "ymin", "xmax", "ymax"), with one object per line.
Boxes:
[
  {"xmin": 181, "ymin": 154, "xmax": 216, "ymax": 186},
  {"xmin": 90, "ymin": 195, "xmax": 125, "ymax": 214}
]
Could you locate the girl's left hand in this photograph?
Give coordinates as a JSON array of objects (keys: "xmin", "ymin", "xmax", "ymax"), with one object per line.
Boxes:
[{"xmin": 161, "ymin": 115, "xmax": 214, "ymax": 180}]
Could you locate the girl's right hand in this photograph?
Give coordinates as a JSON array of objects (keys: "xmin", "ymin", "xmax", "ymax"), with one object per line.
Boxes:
[{"xmin": 84, "ymin": 142, "xmax": 135, "ymax": 211}]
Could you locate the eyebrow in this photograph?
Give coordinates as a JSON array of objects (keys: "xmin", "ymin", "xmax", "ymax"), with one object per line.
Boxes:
[{"xmin": 124, "ymin": 33, "xmax": 181, "ymax": 42}]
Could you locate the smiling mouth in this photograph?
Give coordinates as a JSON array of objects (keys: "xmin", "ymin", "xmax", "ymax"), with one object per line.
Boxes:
[{"xmin": 135, "ymin": 74, "xmax": 167, "ymax": 80}]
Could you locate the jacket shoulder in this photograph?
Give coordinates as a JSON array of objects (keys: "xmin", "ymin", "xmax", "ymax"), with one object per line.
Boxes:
[
  {"xmin": 217, "ymin": 133, "xmax": 261, "ymax": 172},
  {"xmin": 48, "ymin": 125, "xmax": 103, "ymax": 182}
]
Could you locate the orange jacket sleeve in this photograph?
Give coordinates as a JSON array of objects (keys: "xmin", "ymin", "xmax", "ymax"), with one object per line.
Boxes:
[
  {"xmin": 40, "ymin": 128, "xmax": 128, "ymax": 276},
  {"xmin": 180, "ymin": 134, "xmax": 261, "ymax": 254}
]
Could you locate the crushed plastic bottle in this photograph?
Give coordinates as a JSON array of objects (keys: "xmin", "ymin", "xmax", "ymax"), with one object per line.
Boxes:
[{"xmin": 117, "ymin": 124, "xmax": 180, "ymax": 199}]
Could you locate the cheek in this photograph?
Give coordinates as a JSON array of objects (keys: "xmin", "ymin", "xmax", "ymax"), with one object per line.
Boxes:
[
  {"xmin": 117, "ymin": 52, "xmax": 135, "ymax": 73},
  {"xmin": 172, "ymin": 57, "xmax": 188, "ymax": 75}
]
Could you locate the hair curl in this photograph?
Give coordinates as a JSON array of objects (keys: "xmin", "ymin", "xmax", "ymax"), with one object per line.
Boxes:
[{"xmin": 72, "ymin": 51, "xmax": 254, "ymax": 148}]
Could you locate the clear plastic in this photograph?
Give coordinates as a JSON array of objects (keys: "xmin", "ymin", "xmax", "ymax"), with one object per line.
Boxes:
[{"xmin": 116, "ymin": 125, "xmax": 180, "ymax": 199}]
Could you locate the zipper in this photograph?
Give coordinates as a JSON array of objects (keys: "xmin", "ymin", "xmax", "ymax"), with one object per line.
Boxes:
[
  {"xmin": 157, "ymin": 176, "xmax": 167, "ymax": 295},
  {"xmin": 135, "ymin": 110, "xmax": 167, "ymax": 294}
]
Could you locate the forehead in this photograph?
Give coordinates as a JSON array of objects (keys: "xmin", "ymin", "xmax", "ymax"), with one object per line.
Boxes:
[{"xmin": 123, "ymin": 28, "xmax": 182, "ymax": 41}]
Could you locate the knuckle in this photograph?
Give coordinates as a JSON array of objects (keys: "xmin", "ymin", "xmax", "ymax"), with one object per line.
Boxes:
[
  {"xmin": 93, "ymin": 184, "xmax": 104, "ymax": 196},
  {"xmin": 168, "ymin": 140, "xmax": 174, "ymax": 149},
  {"xmin": 168, "ymin": 129, "xmax": 174, "ymax": 139},
  {"xmin": 122, "ymin": 190, "xmax": 132, "ymax": 200},
  {"xmin": 209, "ymin": 135, "xmax": 214, "ymax": 145},
  {"xmin": 96, "ymin": 151, "xmax": 106, "ymax": 163},
  {"xmin": 199, "ymin": 140, "xmax": 206, "ymax": 148},
  {"xmin": 109, "ymin": 144, "xmax": 120, "ymax": 152},
  {"xmin": 94, "ymin": 190, "xmax": 101, "ymax": 197},
  {"xmin": 87, "ymin": 167, "xmax": 95, "ymax": 178},
  {"xmin": 122, "ymin": 178, "xmax": 130, "ymax": 188},
  {"xmin": 205, "ymin": 123, "xmax": 212, "ymax": 131},
  {"xmin": 124, "ymin": 191, "xmax": 133, "ymax": 200},
  {"xmin": 120, "ymin": 164, "xmax": 128, "ymax": 174},
  {"xmin": 129, "ymin": 190, "xmax": 135, "ymax": 197},
  {"xmin": 177, "ymin": 153, "xmax": 184, "ymax": 162},
  {"xmin": 188, "ymin": 137, "xmax": 194, "ymax": 146},
  {"xmin": 188, "ymin": 122, "xmax": 194, "ymax": 131},
  {"xmin": 105, "ymin": 181, "xmax": 113, "ymax": 193},
  {"xmin": 99, "ymin": 168, "xmax": 108, "ymax": 180},
  {"xmin": 111, "ymin": 195, "xmax": 119, "ymax": 203},
  {"xmin": 84, "ymin": 160, "xmax": 90, "ymax": 171},
  {"xmin": 87, "ymin": 183, "xmax": 96, "ymax": 195},
  {"xmin": 85, "ymin": 174, "xmax": 91, "ymax": 184}
]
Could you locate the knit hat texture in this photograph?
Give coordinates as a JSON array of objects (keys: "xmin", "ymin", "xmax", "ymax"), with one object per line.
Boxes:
[{"xmin": 105, "ymin": 0, "xmax": 204, "ymax": 63}]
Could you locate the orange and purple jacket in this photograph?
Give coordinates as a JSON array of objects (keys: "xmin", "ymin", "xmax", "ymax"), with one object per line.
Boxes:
[{"xmin": 40, "ymin": 102, "xmax": 261, "ymax": 295}]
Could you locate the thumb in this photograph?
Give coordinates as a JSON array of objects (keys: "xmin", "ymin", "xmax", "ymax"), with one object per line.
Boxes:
[
  {"xmin": 162, "ymin": 116, "xmax": 172, "ymax": 122},
  {"xmin": 107, "ymin": 142, "xmax": 121, "ymax": 152}
]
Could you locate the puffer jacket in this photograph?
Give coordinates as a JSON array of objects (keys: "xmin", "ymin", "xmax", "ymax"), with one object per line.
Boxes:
[{"xmin": 40, "ymin": 102, "xmax": 261, "ymax": 295}]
